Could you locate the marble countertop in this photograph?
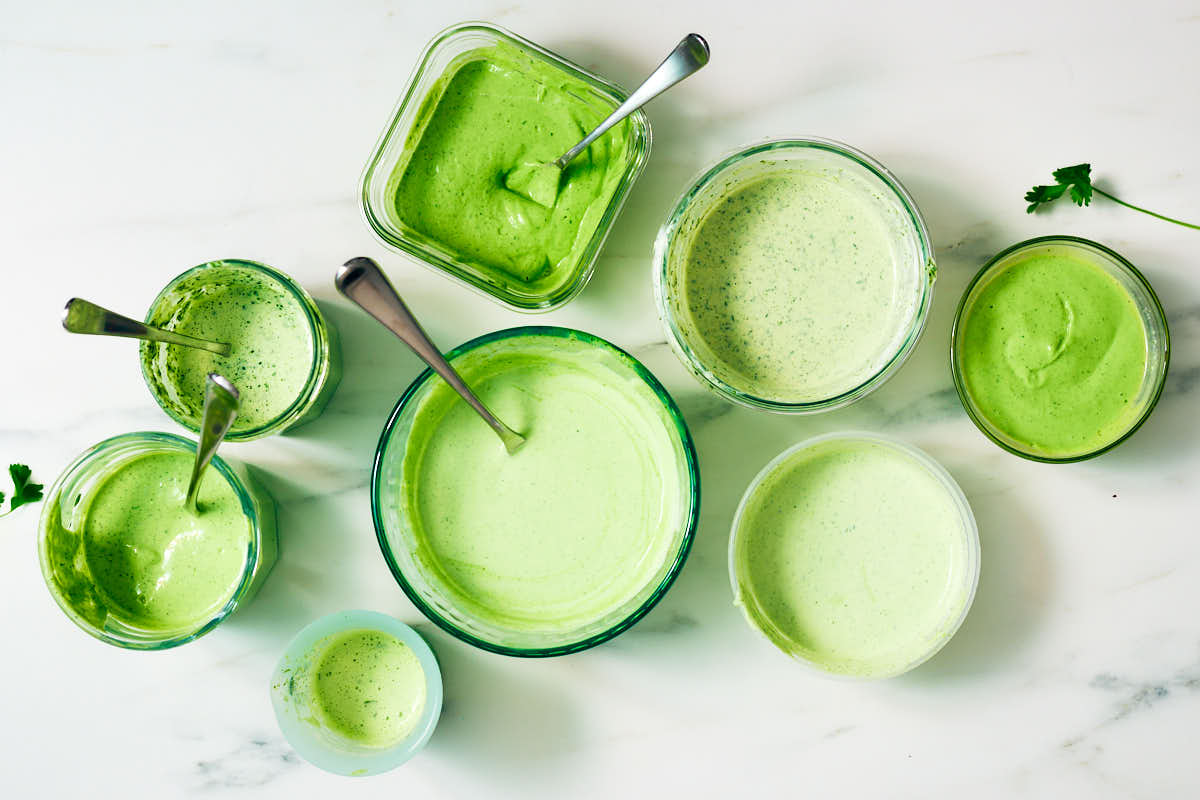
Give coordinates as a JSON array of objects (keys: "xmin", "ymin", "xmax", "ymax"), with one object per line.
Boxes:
[{"xmin": 3, "ymin": 1, "xmax": 1198, "ymax": 797}]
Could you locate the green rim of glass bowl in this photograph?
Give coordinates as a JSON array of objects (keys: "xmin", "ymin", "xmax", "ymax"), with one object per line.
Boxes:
[
  {"xmin": 358, "ymin": 21, "xmax": 652, "ymax": 312},
  {"xmin": 369, "ymin": 326, "xmax": 701, "ymax": 657},
  {"xmin": 140, "ymin": 259, "xmax": 333, "ymax": 442},
  {"xmin": 36, "ymin": 432, "xmax": 266, "ymax": 650},
  {"xmin": 950, "ymin": 235, "xmax": 1170, "ymax": 463},
  {"xmin": 652, "ymin": 137, "xmax": 936, "ymax": 413}
]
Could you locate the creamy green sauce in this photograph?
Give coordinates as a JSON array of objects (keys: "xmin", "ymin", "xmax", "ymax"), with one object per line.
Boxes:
[
  {"xmin": 958, "ymin": 246, "xmax": 1149, "ymax": 458},
  {"xmin": 44, "ymin": 452, "xmax": 250, "ymax": 632},
  {"xmin": 390, "ymin": 45, "xmax": 631, "ymax": 299},
  {"xmin": 397, "ymin": 333, "xmax": 688, "ymax": 635},
  {"xmin": 677, "ymin": 168, "xmax": 919, "ymax": 402},
  {"xmin": 143, "ymin": 263, "xmax": 314, "ymax": 434},
  {"xmin": 311, "ymin": 629, "xmax": 426, "ymax": 748},
  {"xmin": 733, "ymin": 438, "xmax": 971, "ymax": 677}
]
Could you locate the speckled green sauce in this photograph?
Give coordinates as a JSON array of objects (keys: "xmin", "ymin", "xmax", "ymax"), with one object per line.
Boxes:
[
  {"xmin": 43, "ymin": 452, "xmax": 250, "ymax": 632},
  {"xmin": 679, "ymin": 169, "xmax": 916, "ymax": 402},
  {"xmin": 311, "ymin": 629, "xmax": 426, "ymax": 748},
  {"xmin": 389, "ymin": 45, "xmax": 631, "ymax": 298},
  {"xmin": 958, "ymin": 247, "xmax": 1149, "ymax": 458},
  {"xmin": 734, "ymin": 438, "xmax": 971, "ymax": 677},
  {"xmin": 143, "ymin": 264, "xmax": 314, "ymax": 434}
]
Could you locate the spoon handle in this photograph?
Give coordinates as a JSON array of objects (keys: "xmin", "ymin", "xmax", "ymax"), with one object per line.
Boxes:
[
  {"xmin": 185, "ymin": 373, "xmax": 240, "ymax": 512},
  {"xmin": 555, "ymin": 33, "xmax": 709, "ymax": 169},
  {"xmin": 63, "ymin": 298, "xmax": 231, "ymax": 356},
  {"xmin": 335, "ymin": 257, "xmax": 526, "ymax": 454}
]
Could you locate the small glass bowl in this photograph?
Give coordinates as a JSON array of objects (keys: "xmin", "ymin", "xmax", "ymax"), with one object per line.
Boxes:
[
  {"xmin": 728, "ymin": 432, "xmax": 980, "ymax": 679},
  {"xmin": 141, "ymin": 259, "xmax": 341, "ymax": 442},
  {"xmin": 951, "ymin": 236, "xmax": 1170, "ymax": 462},
  {"xmin": 360, "ymin": 21, "xmax": 652, "ymax": 312},
  {"xmin": 37, "ymin": 432, "xmax": 277, "ymax": 650},
  {"xmin": 653, "ymin": 138, "xmax": 935, "ymax": 413},
  {"xmin": 270, "ymin": 610, "xmax": 443, "ymax": 777},
  {"xmin": 371, "ymin": 327, "xmax": 700, "ymax": 657}
]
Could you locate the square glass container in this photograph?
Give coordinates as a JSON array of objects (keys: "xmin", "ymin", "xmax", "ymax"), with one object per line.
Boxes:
[{"xmin": 360, "ymin": 22, "xmax": 651, "ymax": 311}]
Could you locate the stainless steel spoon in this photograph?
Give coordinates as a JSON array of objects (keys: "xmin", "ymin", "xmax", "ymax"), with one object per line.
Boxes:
[
  {"xmin": 334, "ymin": 257, "xmax": 526, "ymax": 455},
  {"xmin": 63, "ymin": 298, "xmax": 231, "ymax": 356},
  {"xmin": 184, "ymin": 373, "xmax": 240, "ymax": 512},
  {"xmin": 505, "ymin": 33, "xmax": 710, "ymax": 205},
  {"xmin": 556, "ymin": 33, "xmax": 709, "ymax": 169}
]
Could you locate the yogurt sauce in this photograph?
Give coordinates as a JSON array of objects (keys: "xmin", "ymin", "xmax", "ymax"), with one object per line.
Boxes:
[
  {"xmin": 43, "ymin": 451, "xmax": 251, "ymax": 633},
  {"xmin": 677, "ymin": 165, "xmax": 922, "ymax": 402},
  {"xmin": 393, "ymin": 331, "xmax": 692, "ymax": 640},
  {"xmin": 142, "ymin": 262, "xmax": 318, "ymax": 435},
  {"xmin": 310, "ymin": 629, "xmax": 427, "ymax": 748},
  {"xmin": 956, "ymin": 245, "xmax": 1150, "ymax": 458},
  {"xmin": 732, "ymin": 436, "xmax": 976, "ymax": 677}
]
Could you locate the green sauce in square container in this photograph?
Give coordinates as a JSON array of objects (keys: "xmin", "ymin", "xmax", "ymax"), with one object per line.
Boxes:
[{"xmin": 360, "ymin": 22, "xmax": 651, "ymax": 311}]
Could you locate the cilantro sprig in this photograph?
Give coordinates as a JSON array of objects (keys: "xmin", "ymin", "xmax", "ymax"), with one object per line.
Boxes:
[
  {"xmin": 1026, "ymin": 163, "xmax": 1199, "ymax": 230},
  {"xmin": 0, "ymin": 464, "xmax": 44, "ymax": 518}
]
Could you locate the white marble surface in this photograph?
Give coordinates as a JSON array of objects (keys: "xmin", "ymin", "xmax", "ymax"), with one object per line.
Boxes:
[{"xmin": 3, "ymin": 0, "xmax": 1199, "ymax": 796}]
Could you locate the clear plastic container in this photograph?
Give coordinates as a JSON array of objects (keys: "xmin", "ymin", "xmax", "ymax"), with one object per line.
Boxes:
[
  {"xmin": 37, "ymin": 432, "xmax": 277, "ymax": 650},
  {"xmin": 729, "ymin": 432, "xmax": 980, "ymax": 679},
  {"xmin": 360, "ymin": 22, "xmax": 651, "ymax": 311},
  {"xmin": 270, "ymin": 610, "xmax": 442, "ymax": 777}
]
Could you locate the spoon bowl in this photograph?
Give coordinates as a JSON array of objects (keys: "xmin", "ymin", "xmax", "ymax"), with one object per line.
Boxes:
[{"xmin": 185, "ymin": 373, "xmax": 240, "ymax": 512}]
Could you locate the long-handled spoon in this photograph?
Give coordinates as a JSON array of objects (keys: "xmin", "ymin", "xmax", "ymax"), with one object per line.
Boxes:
[
  {"xmin": 63, "ymin": 298, "xmax": 231, "ymax": 356},
  {"xmin": 505, "ymin": 33, "xmax": 710, "ymax": 205},
  {"xmin": 334, "ymin": 257, "xmax": 526, "ymax": 455},
  {"xmin": 184, "ymin": 373, "xmax": 240, "ymax": 513}
]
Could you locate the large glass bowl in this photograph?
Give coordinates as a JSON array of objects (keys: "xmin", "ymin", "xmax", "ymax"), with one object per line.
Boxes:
[{"xmin": 370, "ymin": 327, "xmax": 700, "ymax": 657}]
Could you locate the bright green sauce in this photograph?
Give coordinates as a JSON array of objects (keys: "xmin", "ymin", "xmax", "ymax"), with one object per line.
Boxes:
[
  {"xmin": 734, "ymin": 438, "xmax": 971, "ymax": 677},
  {"xmin": 311, "ymin": 630, "xmax": 426, "ymax": 748},
  {"xmin": 678, "ymin": 169, "xmax": 919, "ymax": 402},
  {"xmin": 397, "ymin": 334, "xmax": 688, "ymax": 635},
  {"xmin": 390, "ymin": 45, "xmax": 631, "ymax": 299},
  {"xmin": 44, "ymin": 452, "xmax": 250, "ymax": 632},
  {"xmin": 958, "ymin": 247, "xmax": 1149, "ymax": 458},
  {"xmin": 143, "ymin": 263, "xmax": 315, "ymax": 434}
]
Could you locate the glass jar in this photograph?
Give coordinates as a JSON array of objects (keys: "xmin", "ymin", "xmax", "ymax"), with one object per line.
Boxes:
[
  {"xmin": 37, "ymin": 432, "xmax": 277, "ymax": 649},
  {"xmin": 951, "ymin": 236, "xmax": 1169, "ymax": 462},
  {"xmin": 653, "ymin": 138, "xmax": 935, "ymax": 413},
  {"xmin": 141, "ymin": 259, "xmax": 341, "ymax": 441}
]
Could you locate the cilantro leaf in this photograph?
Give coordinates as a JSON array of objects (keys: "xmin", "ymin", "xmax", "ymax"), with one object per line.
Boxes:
[
  {"xmin": 1024, "ymin": 183, "xmax": 1068, "ymax": 213},
  {"xmin": 1024, "ymin": 163, "xmax": 1198, "ymax": 229},
  {"xmin": 1026, "ymin": 163, "xmax": 1092, "ymax": 213},
  {"xmin": 9, "ymin": 464, "xmax": 43, "ymax": 511}
]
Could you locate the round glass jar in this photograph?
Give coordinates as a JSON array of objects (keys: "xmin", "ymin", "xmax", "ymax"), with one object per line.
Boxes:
[
  {"xmin": 653, "ymin": 138, "xmax": 935, "ymax": 413},
  {"xmin": 140, "ymin": 259, "xmax": 341, "ymax": 441},
  {"xmin": 37, "ymin": 432, "xmax": 277, "ymax": 649}
]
